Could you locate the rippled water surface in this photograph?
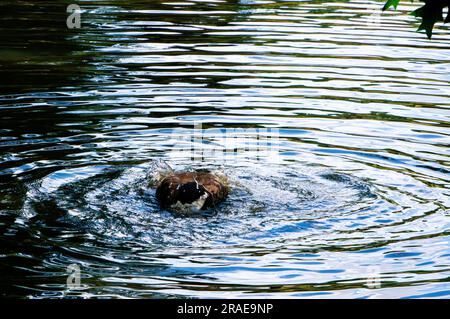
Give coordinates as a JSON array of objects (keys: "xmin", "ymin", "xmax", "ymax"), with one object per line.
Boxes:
[{"xmin": 1, "ymin": 0, "xmax": 450, "ymax": 298}]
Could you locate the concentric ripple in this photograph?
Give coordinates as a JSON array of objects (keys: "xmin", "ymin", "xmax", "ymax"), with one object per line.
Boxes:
[
  {"xmin": 22, "ymin": 162, "xmax": 378, "ymax": 246},
  {"xmin": 1, "ymin": 0, "xmax": 450, "ymax": 298}
]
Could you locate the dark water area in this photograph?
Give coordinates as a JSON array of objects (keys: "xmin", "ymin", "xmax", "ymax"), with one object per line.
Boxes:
[{"xmin": 1, "ymin": 0, "xmax": 450, "ymax": 298}]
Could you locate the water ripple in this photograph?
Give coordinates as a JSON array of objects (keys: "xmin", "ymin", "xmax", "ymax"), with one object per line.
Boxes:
[{"xmin": 0, "ymin": 0, "xmax": 449, "ymax": 298}]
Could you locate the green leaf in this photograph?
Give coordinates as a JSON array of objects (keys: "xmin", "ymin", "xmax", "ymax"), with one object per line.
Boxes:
[
  {"xmin": 384, "ymin": 0, "xmax": 450, "ymax": 38},
  {"xmin": 382, "ymin": 0, "xmax": 401, "ymax": 11},
  {"xmin": 412, "ymin": 1, "xmax": 445, "ymax": 39}
]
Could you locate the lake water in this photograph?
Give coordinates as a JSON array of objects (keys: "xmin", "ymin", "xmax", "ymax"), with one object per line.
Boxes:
[{"xmin": 1, "ymin": 0, "xmax": 450, "ymax": 298}]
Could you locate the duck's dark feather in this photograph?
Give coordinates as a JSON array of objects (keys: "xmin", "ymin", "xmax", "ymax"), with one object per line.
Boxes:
[{"xmin": 155, "ymin": 172, "xmax": 228, "ymax": 210}]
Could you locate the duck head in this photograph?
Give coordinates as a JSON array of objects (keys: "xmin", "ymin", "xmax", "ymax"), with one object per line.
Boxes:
[{"xmin": 155, "ymin": 171, "xmax": 229, "ymax": 213}]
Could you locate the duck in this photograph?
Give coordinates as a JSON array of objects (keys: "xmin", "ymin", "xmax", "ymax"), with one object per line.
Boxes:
[{"xmin": 155, "ymin": 170, "xmax": 229, "ymax": 212}]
